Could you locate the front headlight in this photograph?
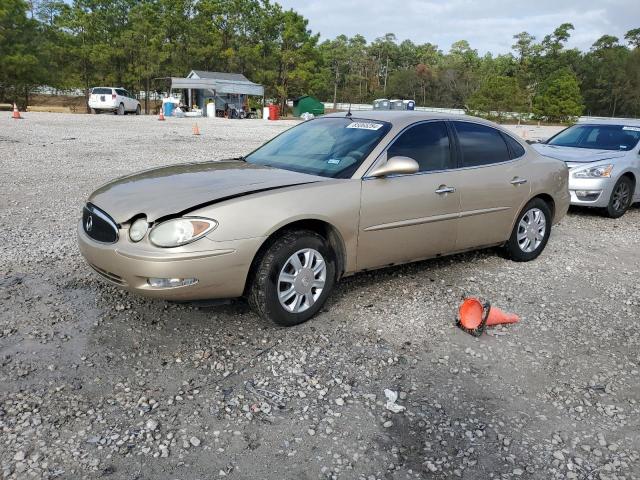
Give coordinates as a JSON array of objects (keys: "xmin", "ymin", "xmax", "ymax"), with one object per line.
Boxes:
[
  {"xmin": 129, "ymin": 217, "xmax": 149, "ymax": 242},
  {"xmin": 149, "ymin": 217, "xmax": 217, "ymax": 248},
  {"xmin": 573, "ymin": 164, "xmax": 613, "ymax": 178}
]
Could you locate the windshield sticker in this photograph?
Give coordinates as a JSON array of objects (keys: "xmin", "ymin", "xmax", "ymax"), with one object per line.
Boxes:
[
  {"xmin": 347, "ymin": 122, "xmax": 383, "ymax": 131},
  {"xmin": 622, "ymin": 126, "xmax": 640, "ymax": 132},
  {"xmin": 327, "ymin": 158, "xmax": 341, "ymax": 165}
]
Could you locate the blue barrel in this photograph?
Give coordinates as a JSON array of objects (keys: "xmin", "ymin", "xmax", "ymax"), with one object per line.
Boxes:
[{"xmin": 163, "ymin": 102, "xmax": 175, "ymax": 117}]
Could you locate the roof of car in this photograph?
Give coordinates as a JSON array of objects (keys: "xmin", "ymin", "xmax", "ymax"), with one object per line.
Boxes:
[
  {"xmin": 323, "ymin": 110, "xmax": 500, "ymax": 128},
  {"xmin": 577, "ymin": 116, "xmax": 640, "ymax": 127}
]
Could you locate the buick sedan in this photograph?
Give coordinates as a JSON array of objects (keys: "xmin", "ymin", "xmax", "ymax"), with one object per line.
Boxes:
[{"xmin": 78, "ymin": 112, "xmax": 569, "ymax": 326}]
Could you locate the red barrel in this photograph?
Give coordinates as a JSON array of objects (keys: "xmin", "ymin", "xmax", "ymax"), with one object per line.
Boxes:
[{"xmin": 268, "ymin": 104, "xmax": 280, "ymax": 120}]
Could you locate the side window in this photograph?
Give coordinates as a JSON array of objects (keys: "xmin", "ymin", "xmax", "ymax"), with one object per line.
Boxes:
[
  {"xmin": 502, "ymin": 133, "xmax": 526, "ymax": 159},
  {"xmin": 115, "ymin": 89, "xmax": 126, "ymax": 97},
  {"xmin": 453, "ymin": 121, "xmax": 510, "ymax": 167},
  {"xmin": 387, "ymin": 121, "xmax": 453, "ymax": 172}
]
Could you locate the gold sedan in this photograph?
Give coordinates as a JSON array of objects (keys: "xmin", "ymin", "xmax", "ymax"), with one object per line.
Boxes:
[{"xmin": 78, "ymin": 112, "xmax": 569, "ymax": 326}]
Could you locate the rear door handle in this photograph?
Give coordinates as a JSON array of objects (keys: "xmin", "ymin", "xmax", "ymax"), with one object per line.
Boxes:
[
  {"xmin": 435, "ymin": 186, "xmax": 456, "ymax": 194},
  {"xmin": 510, "ymin": 177, "xmax": 528, "ymax": 185}
]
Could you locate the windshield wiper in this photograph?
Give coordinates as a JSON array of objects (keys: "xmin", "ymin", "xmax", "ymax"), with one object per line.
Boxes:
[{"xmin": 232, "ymin": 156, "xmax": 246, "ymax": 162}]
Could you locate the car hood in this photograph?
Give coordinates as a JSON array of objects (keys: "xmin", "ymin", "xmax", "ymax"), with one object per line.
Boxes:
[
  {"xmin": 532, "ymin": 143, "xmax": 627, "ymax": 163},
  {"xmin": 88, "ymin": 160, "xmax": 325, "ymax": 223}
]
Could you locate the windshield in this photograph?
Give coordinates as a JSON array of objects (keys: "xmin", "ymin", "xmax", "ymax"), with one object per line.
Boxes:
[
  {"xmin": 547, "ymin": 124, "xmax": 640, "ymax": 151},
  {"xmin": 245, "ymin": 117, "xmax": 391, "ymax": 178}
]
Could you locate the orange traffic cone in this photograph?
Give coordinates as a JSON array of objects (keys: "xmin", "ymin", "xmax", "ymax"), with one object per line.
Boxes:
[
  {"xmin": 158, "ymin": 108, "xmax": 165, "ymax": 121},
  {"xmin": 12, "ymin": 103, "xmax": 22, "ymax": 120},
  {"xmin": 192, "ymin": 123, "xmax": 200, "ymax": 136},
  {"xmin": 456, "ymin": 297, "xmax": 519, "ymax": 336}
]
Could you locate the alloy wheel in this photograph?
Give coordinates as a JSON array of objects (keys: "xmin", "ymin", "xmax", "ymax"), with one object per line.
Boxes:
[
  {"xmin": 278, "ymin": 248, "xmax": 326, "ymax": 313},
  {"xmin": 517, "ymin": 207, "xmax": 546, "ymax": 253},
  {"xmin": 612, "ymin": 181, "xmax": 630, "ymax": 213}
]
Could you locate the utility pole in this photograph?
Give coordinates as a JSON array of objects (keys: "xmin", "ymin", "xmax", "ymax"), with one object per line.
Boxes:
[{"xmin": 383, "ymin": 57, "xmax": 389, "ymax": 95}]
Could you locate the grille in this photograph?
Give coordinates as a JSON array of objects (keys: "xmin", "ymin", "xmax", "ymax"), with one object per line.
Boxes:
[
  {"xmin": 83, "ymin": 204, "xmax": 119, "ymax": 243},
  {"xmin": 89, "ymin": 264, "xmax": 127, "ymax": 286}
]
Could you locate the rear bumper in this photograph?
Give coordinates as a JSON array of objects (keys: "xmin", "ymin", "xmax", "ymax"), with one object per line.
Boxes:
[{"xmin": 78, "ymin": 221, "xmax": 263, "ymax": 301}]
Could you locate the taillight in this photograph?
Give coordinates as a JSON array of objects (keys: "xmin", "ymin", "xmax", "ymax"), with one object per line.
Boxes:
[{"xmin": 112, "ymin": 93, "xmax": 116, "ymax": 100}]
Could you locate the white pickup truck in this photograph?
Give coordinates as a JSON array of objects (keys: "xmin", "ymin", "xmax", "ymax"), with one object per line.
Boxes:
[{"xmin": 88, "ymin": 87, "xmax": 141, "ymax": 115}]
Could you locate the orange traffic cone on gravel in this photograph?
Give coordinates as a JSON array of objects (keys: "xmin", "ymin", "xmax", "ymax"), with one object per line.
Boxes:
[
  {"xmin": 456, "ymin": 297, "xmax": 520, "ymax": 337},
  {"xmin": 12, "ymin": 103, "xmax": 22, "ymax": 120},
  {"xmin": 158, "ymin": 108, "xmax": 165, "ymax": 121},
  {"xmin": 192, "ymin": 123, "xmax": 200, "ymax": 136}
]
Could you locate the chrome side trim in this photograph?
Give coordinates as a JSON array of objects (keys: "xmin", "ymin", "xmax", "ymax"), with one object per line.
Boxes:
[
  {"xmin": 364, "ymin": 212, "xmax": 459, "ymax": 231},
  {"xmin": 459, "ymin": 206, "xmax": 511, "ymax": 218},
  {"xmin": 364, "ymin": 206, "xmax": 511, "ymax": 232}
]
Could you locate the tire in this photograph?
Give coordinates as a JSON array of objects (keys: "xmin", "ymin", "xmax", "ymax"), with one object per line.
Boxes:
[
  {"xmin": 135, "ymin": 104, "xmax": 141, "ymax": 115},
  {"xmin": 248, "ymin": 230, "xmax": 336, "ymax": 326},
  {"xmin": 117, "ymin": 103, "xmax": 125, "ymax": 115},
  {"xmin": 504, "ymin": 198, "xmax": 552, "ymax": 262},
  {"xmin": 90, "ymin": 108, "xmax": 97, "ymax": 115},
  {"xmin": 604, "ymin": 176, "xmax": 633, "ymax": 218}
]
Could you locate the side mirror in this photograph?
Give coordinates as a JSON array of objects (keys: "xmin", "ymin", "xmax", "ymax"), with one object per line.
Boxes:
[{"xmin": 369, "ymin": 156, "xmax": 419, "ymax": 178}]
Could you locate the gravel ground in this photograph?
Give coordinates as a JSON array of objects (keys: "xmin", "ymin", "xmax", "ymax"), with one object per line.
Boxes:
[{"xmin": 1, "ymin": 112, "xmax": 639, "ymax": 480}]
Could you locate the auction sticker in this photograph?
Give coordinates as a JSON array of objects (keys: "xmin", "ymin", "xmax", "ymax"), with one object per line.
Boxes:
[
  {"xmin": 347, "ymin": 122, "xmax": 383, "ymax": 130},
  {"xmin": 622, "ymin": 126, "xmax": 640, "ymax": 132}
]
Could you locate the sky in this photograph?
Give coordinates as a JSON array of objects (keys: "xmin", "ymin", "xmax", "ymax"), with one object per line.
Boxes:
[{"xmin": 276, "ymin": 0, "xmax": 640, "ymax": 54}]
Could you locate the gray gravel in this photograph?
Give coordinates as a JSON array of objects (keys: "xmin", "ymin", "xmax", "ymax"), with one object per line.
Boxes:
[{"xmin": 1, "ymin": 112, "xmax": 639, "ymax": 480}]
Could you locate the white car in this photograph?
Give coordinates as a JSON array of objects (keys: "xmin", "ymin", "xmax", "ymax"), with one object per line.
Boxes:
[
  {"xmin": 533, "ymin": 118, "xmax": 640, "ymax": 218},
  {"xmin": 88, "ymin": 87, "xmax": 141, "ymax": 115}
]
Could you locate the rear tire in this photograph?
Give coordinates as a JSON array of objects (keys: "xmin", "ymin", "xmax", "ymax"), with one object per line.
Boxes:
[
  {"xmin": 117, "ymin": 103, "xmax": 125, "ymax": 115},
  {"xmin": 135, "ymin": 105, "xmax": 141, "ymax": 115},
  {"xmin": 90, "ymin": 108, "xmax": 97, "ymax": 115},
  {"xmin": 248, "ymin": 230, "xmax": 336, "ymax": 327},
  {"xmin": 604, "ymin": 176, "xmax": 633, "ymax": 218},
  {"xmin": 504, "ymin": 198, "xmax": 552, "ymax": 262}
]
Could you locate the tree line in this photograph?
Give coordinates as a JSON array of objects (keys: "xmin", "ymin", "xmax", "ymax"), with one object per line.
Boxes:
[{"xmin": 1, "ymin": 0, "xmax": 639, "ymax": 121}]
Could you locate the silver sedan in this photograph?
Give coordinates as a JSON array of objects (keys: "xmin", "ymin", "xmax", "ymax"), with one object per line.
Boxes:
[{"xmin": 533, "ymin": 119, "xmax": 640, "ymax": 218}]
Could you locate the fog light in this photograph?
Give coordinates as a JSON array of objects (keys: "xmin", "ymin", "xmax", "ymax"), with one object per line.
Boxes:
[
  {"xmin": 574, "ymin": 190, "xmax": 601, "ymax": 201},
  {"xmin": 147, "ymin": 277, "xmax": 198, "ymax": 288}
]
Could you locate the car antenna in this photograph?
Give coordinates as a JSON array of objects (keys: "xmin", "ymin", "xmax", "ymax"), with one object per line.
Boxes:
[{"xmin": 346, "ymin": 103, "xmax": 352, "ymax": 118}]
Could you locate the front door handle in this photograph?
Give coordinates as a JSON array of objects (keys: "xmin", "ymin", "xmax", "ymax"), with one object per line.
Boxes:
[
  {"xmin": 510, "ymin": 177, "xmax": 528, "ymax": 185},
  {"xmin": 435, "ymin": 186, "xmax": 456, "ymax": 194}
]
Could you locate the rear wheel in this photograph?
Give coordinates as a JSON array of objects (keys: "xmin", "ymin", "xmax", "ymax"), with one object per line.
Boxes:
[
  {"xmin": 604, "ymin": 176, "xmax": 633, "ymax": 218},
  {"xmin": 135, "ymin": 104, "xmax": 141, "ymax": 115},
  {"xmin": 90, "ymin": 108, "xmax": 97, "ymax": 115},
  {"xmin": 117, "ymin": 103, "xmax": 125, "ymax": 115},
  {"xmin": 504, "ymin": 198, "xmax": 552, "ymax": 262},
  {"xmin": 248, "ymin": 230, "xmax": 336, "ymax": 326}
]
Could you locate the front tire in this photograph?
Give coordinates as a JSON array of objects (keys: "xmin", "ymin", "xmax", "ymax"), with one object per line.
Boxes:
[
  {"xmin": 604, "ymin": 176, "xmax": 633, "ymax": 218},
  {"xmin": 248, "ymin": 230, "xmax": 336, "ymax": 326},
  {"xmin": 504, "ymin": 198, "xmax": 552, "ymax": 262},
  {"xmin": 135, "ymin": 104, "xmax": 141, "ymax": 115}
]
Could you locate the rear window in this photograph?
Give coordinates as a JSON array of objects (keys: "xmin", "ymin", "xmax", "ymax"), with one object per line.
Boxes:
[
  {"xmin": 453, "ymin": 121, "xmax": 510, "ymax": 167},
  {"xmin": 92, "ymin": 88, "xmax": 112, "ymax": 95}
]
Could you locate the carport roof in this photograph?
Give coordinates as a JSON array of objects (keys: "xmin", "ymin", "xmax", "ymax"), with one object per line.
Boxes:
[{"xmin": 170, "ymin": 70, "xmax": 264, "ymax": 96}]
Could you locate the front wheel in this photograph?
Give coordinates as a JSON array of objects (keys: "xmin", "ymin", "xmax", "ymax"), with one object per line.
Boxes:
[
  {"xmin": 604, "ymin": 176, "xmax": 633, "ymax": 218},
  {"xmin": 504, "ymin": 198, "xmax": 552, "ymax": 262},
  {"xmin": 248, "ymin": 230, "xmax": 336, "ymax": 326},
  {"xmin": 135, "ymin": 104, "xmax": 141, "ymax": 115}
]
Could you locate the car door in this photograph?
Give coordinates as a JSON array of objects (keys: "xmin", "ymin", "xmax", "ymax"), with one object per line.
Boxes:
[
  {"xmin": 123, "ymin": 90, "xmax": 136, "ymax": 111},
  {"xmin": 451, "ymin": 121, "xmax": 531, "ymax": 251},
  {"xmin": 357, "ymin": 121, "xmax": 461, "ymax": 270}
]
